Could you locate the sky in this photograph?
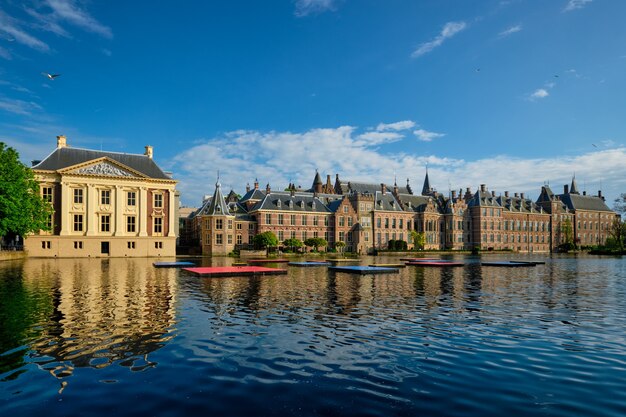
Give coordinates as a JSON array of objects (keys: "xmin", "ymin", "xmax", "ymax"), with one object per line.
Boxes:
[{"xmin": 1, "ymin": 0, "xmax": 625, "ymax": 207}]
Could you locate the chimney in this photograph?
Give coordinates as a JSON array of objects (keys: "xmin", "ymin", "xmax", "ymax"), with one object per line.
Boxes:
[
  {"xmin": 491, "ymin": 191, "xmax": 495, "ymax": 197},
  {"xmin": 564, "ymin": 184, "xmax": 569, "ymax": 194},
  {"xmin": 290, "ymin": 187, "xmax": 295, "ymax": 197},
  {"xmin": 451, "ymin": 190, "xmax": 457, "ymax": 199},
  {"xmin": 583, "ymin": 191, "xmax": 586, "ymax": 196},
  {"xmin": 254, "ymin": 179, "xmax": 259, "ymax": 190},
  {"xmin": 504, "ymin": 191, "xmax": 509, "ymax": 198},
  {"xmin": 514, "ymin": 193, "xmax": 519, "ymax": 198},
  {"xmin": 246, "ymin": 183, "xmax": 250, "ymax": 193},
  {"xmin": 381, "ymin": 183, "xmax": 387, "ymax": 195},
  {"xmin": 266, "ymin": 183, "xmax": 271, "ymax": 194},
  {"xmin": 480, "ymin": 184, "xmax": 486, "ymax": 192},
  {"xmin": 56, "ymin": 135, "xmax": 67, "ymax": 148},
  {"xmin": 520, "ymin": 193, "xmax": 525, "ymax": 199},
  {"xmin": 144, "ymin": 145, "xmax": 153, "ymax": 159},
  {"xmin": 598, "ymin": 190, "xmax": 604, "ymax": 201}
]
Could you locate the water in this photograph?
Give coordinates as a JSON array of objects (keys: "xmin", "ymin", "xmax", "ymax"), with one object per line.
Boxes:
[{"xmin": 1, "ymin": 255, "xmax": 625, "ymax": 416}]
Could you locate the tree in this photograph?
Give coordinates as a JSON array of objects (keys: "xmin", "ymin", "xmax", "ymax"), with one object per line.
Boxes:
[
  {"xmin": 283, "ymin": 237, "xmax": 303, "ymax": 253},
  {"xmin": 410, "ymin": 230, "xmax": 425, "ymax": 251},
  {"xmin": 335, "ymin": 241, "xmax": 346, "ymax": 253},
  {"xmin": 0, "ymin": 143, "xmax": 52, "ymax": 241},
  {"xmin": 304, "ymin": 237, "xmax": 327, "ymax": 252},
  {"xmin": 253, "ymin": 231, "xmax": 278, "ymax": 250},
  {"xmin": 607, "ymin": 217, "xmax": 626, "ymax": 251},
  {"xmin": 614, "ymin": 193, "xmax": 626, "ymax": 218},
  {"xmin": 561, "ymin": 218, "xmax": 574, "ymax": 249}
]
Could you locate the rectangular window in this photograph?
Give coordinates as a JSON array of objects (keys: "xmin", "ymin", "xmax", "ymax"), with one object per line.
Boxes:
[
  {"xmin": 216, "ymin": 234, "xmax": 223, "ymax": 244},
  {"xmin": 46, "ymin": 214, "xmax": 53, "ymax": 230},
  {"xmin": 206, "ymin": 234, "xmax": 211, "ymax": 244},
  {"xmin": 324, "ymin": 216, "xmax": 329, "ymax": 226},
  {"xmin": 101, "ymin": 215, "xmax": 110, "ymax": 232},
  {"xmin": 339, "ymin": 231, "xmax": 345, "ymax": 242},
  {"xmin": 154, "ymin": 217, "xmax": 163, "ymax": 234},
  {"xmin": 301, "ymin": 216, "xmax": 307, "ymax": 226},
  {"xmin": 236, "ymin": 223, "xmax": 242, "ymax": 230},
  {"xmin": 127, "ymin": 241, "xmax": 136, "ymax": 249},
  {"xmin": 343, "ymin": 206, "xmax": 349, "ymax": 213},
  {"xmin": 347, "ymin": 217, "xmax": 353, "ymax": 227},
  {"xmin": 364, "ymin": 232, "xmax": 369, "ymax": 242},
  {"xmin": 377, "ymin": 218, "xmax": 381, "ymax": 228},
  {"xmin": 74, "ymin": 188, "xmax": 83, "ymax": 204},
  {"xmin": 236, "ymin": 234, "xmax": 242, "ymax": 245},
  {"xmin": 385, "ymin": 218, "xmax": 389, "ymax": 228},
  {"xmin": 228, "ymin": 219, "xmax": 233, "ymax": 229},
  {"xmin": 278, "ymin": 231, "xmax": 284, "ymax": 241},
  {"xmin": 227, "ymin": 234, "xmax": 233, "ymax": 244},
  {"xmin": 249, "ymin": 223, "xmax": 254, "ymax": 230},
  {"xmin": 265, "ymin": 213, "xmax": 272, "ymax": 225},
  {"xmin": 216, "ymin": 219, "xmax": 223, "ymax": 230},
  {"xmin": 101, "ymin": 189, "xmax": 110, "ymax": 205},
  {"xmin": 127, "ymin": 216, "xmax": 136, "ymax": 233},
  {"xmin": 42, "ymin": 187, "xmax": 53, "ymax": 203},
  {"xmin": 155, "ymin": 242, "xmax": 163, "ymax": 249},
  {"xmin": 339, "ymin": 217, "xmax": 345, "ymax": 227},
  {"xmin": 291, "ymin": 215, "xmax": 296, "ymax": 225},
  {"xmin": 391, "ymin": 218, "xmax": 396, "ymax": 229},
  {"xmin": 278, "ymin": 214, "xmax": 284, "ymax": 225},
  {"xmin": 73, "ymin": 214, "xmax": 83, "ymax": 232},
  {"xmin": 154, "ymin": 194, "xmax": 163, "ymax": 208},
  {"xmin": 313, "ymin": 216, "xmax": 319, "ymax": 226},
  {"xmin": 249, "ymin": 235, "xmax": 253, "ymax": 244},
  {"xmin": 73, "ymin": 241, "xmax": 83, "ymax": 249},
  {"xmin": 127, "ymin": 191, "xmax": 136, "ymax": 206}
]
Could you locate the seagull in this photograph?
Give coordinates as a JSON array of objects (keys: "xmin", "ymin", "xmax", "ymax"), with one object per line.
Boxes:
[
  {"xmin": 42, "ymin": 72, "xmax": 61, "ymax": 80},
  {"xmin": 592, "ymin": 143, "xmax": 598, "ymax": 148}
]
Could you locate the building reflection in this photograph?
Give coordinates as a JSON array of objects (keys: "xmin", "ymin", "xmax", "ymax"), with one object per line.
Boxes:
[{"xmin": 20, "ymin": 258, "xmax": 177, "ymax": 378}]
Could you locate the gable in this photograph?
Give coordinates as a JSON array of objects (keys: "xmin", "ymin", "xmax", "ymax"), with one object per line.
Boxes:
[{"xmin": 61, "ymin": 157, "xmax": 147, "ymax": 178}]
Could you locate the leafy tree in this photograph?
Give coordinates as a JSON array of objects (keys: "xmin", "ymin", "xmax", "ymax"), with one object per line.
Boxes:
[
  {"xmin": 335, "ymin": 241, "xmax": 346, "ymax": 253},
  {"xmin": 561, "ymin": 218, "xmax": 574, "ymax": 248},
  {"xmin": 410, "ymin": 230, "xmax": 425, "ymax": 251},
  {"xmin": 304, "ymin": 237, "xmax": 327, "ymax": 252},
  {"xmin": 0, "ymin": 143, "xmax": 52, "ymax": 240},
  {"xmin": 283, "ymin": 237, "xmax": 303, "ymax": 252},
  {"xmin": 253, "ymin": 231, "xmax": 278, "ymax": 250},
  {"xmin": 607, "ymin": 217, "xmax": 626, "ymax": 251}
]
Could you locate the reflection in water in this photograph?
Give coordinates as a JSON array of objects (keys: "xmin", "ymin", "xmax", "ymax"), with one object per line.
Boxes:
[
  {"xmin": 1, "ymin": 258, "xmax": 177, "ymax": 385},
  {"xmin": 1, "ymin": 255, "xmax": 626, "ymax": 417}
]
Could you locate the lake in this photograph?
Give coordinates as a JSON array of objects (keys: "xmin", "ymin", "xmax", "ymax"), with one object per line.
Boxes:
[{"xmin": 1, "ymin": 255, "xmax": 625, "ymax": 417}]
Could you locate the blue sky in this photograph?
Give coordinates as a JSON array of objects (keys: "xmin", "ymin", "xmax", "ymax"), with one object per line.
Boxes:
[{"xmin": 1, "ymin": 0, "xmax": 625, "ymax": 206}]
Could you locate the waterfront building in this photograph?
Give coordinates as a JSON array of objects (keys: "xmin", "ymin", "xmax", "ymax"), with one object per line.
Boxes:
[
  {"xmin": 26, "ymin": 136, "xmax": 178, "ymax": 257},
  {"xmin": 187, "ymin": 170, "xmax": 617, "ymax": 255}
]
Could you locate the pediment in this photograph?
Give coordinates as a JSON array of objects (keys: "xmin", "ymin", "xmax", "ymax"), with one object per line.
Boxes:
[{"xmin": 61, "ymin": 157, "xmax": 147, "ymax": 178}]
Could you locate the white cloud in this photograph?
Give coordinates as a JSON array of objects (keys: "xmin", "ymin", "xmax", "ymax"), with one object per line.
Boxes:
[
  {"xmin": 376, "ymin": 120, "xmax": 416, "ymax": 131},
  {"xmin": 499, "ymin": 24, "xmax": 522, "ymax": 37},
  {"xmin": 414, "ymin": 129, "xmax": 445, "ymax": 142},
  {"xmin": 411, "ymin": 21, "xmax": 466, "ymax": 58},
  {"xmin": 46, "ymin": 0, "xmax": 113, "ymax": 39},
  {"xmin": 0, "ymin": 98, "xmax": 42, "ymax": 115},
  {"xmin": 294, "ymin": 0, "xmax": 337, "ymax": 17},
  {"xmin": 356, "ymin": 131, "xmax": 404, "ymax": 146},
  {"xmin": 0, "ymin": 10, "xmax": 50, "ymax": 52},
  {"xmin": 0, "ymin": 46, "xmax": 11, "ymax": 60},
  {"xmin": 529, "ymin": 88, "xmax": 549, "ymax": 100},
  {"xmin": 563, "ymin": 0, "xmax": 593, "ymax": 12}
]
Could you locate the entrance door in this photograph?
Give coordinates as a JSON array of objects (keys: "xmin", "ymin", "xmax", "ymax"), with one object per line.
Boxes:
[{"xmin": 101, "ymin": 241, "xmax": 110, "ymax": 255}]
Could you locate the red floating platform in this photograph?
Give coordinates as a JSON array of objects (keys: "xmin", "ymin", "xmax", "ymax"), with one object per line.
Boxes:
[
  {"xmin": 247, "ymin": 259, "xmax": 290, "ymax": 263},
  {"xmin": 183, "ymin": 266, "xmax": 288, "ymax": 277}
]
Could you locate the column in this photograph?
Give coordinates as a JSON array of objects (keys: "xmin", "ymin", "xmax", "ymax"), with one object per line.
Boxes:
[
  {"xmin": 139, "ymin": 187, "xmax": 148, "ymax": 236},
  {"xmin": 114, "ymin": 185, "xmax": 124, "ymax": 236},
  {"xmin": 86, "ymin": 184, "xmax": 97, "ymax": 236},
  {"xmin": 167, "ymin": 189, "xmax": 176, "ymax": 237},
  {"xmin": 60, "ymin": 181, "xmax": 70, "ymax": 235}
]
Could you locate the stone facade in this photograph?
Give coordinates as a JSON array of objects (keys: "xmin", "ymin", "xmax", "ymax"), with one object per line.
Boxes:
[{"xmin": 26, "ymin": 136, "xmax": 178, "ymax": 258}]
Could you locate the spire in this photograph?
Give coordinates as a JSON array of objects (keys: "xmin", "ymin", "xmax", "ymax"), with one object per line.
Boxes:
[
  {"xmin": 312, "ymin": 169, "xmax": 323, "ymax": 193},
  {"xmin": 570, "ymin": 175, "xmax": 580, "ymax": 194},
  {"xmin": 421, "ymin": 167, "xmax": 431, "ymax": 196},
  {"xmin": 205, "ymin": 181, "xmax": 231, "ymax": 216}
]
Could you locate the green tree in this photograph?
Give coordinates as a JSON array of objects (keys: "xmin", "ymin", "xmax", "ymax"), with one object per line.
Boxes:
[
  {"xmin": 283, "ymin": 237, "xmax": 303, "ymax": 253},
  {"xmin": 253, "ymin": 231, "xmax": 278, "ymax": 250},
  {"xmin": 335, "ymin": 241, "xmax": 346, "ymax": 253},
  {"xmin": 607, "ymin": 217, "xmax": 625, "ymax": 251},
  {"xmin": 410, "ymin": 230, "xmax": 425, "ymax": 251},
  {"xmin": 0, "ymin": 143, "xmax": 52, "ymax": 241},
  {"xmin": 304, "ymin": 237, "xmax": 327, "ymax": 252}
]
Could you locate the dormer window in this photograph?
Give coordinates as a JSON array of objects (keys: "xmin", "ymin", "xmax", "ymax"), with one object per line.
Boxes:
[
  {"xmin": 312, "ymin": 201, "xmax": 316, "ymax": 209},
  {"xmin": 216, "ymin": 205, "xmax": 221, "ymax": 212},
  {"xmin": 277, "ymin": 200, "xmax": 281, "ymax": 208},
  {"xmin": 300, "ymin": 201, "xmax": 305, "ymax": 208},
  {"xmin": 288, "ymin": 200, "xmax": 293, "ymax": 208}
]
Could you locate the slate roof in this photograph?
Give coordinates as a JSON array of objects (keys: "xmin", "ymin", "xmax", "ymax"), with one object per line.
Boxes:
[
  {"xmin": 340, "ymin": 181, "xmax": 411, "ymax": 195},
  {"xmin": 33, "ymin": 147, "xmax": 171, "ymax": 180},
  {"xmin": 252, "ymin": 192, "xmax": 332, "ymax": 213},
  {"xmin": 468, "ymin": 189, "xmax": 501, "ymax": 207},
  {"xmin": 421, "ymin": 171, "xmax": 431, "ymax": 195},
  {"xmin": 558, "ymin": 193, "xmax": 613, "ymax": 212},
  {"xmin": 374, "ymin": 191, "xmax": 404, "ymax": 212},
  {"xmin": 397, "ymin": 194, "xmax": 431, "ymax": 212},
  {"xmin": 497, "ymin": 196, "xmax": 543, "ymax": 213},
  {"xmin": 240, "ymin": 188, "xmax": 266, "ymax": 202}
]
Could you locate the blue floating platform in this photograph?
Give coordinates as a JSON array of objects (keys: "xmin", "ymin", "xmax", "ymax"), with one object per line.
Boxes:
[
  {"xmin": 153, "ymin": 261, "xmax": 196, "ymax": 268},
  {"xmin": 510, "ymin": 260, "xmax": 546, "ymax": 265},
  {"xmin": 289, "ymin": 261, "xmax": 331, "ymax": 267},
  {"xmin": 481, "ymin": 261, "xmax": 536, "ymax": 267},
  {"xmin": 329, "ymin": 266, "xmax": 399, "ymax": 275}
]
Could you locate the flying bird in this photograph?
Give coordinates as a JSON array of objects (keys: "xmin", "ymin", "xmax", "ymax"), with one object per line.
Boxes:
[
  {"xmin": 41, "ymin": 72, "xmax": 61, "ymax": 80},
  {"xmin": 592, "ymin": 143, "xmax": 598, "ymax": 148}
]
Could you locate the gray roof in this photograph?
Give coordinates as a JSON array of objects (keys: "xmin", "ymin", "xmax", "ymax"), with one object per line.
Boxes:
[
  {"xmin": 33, "ymin": 147, "xmax": 171, "ymax": 180},
  {"xmin": 397, "ymin": 194, "xmax": 431, "ymax": 212},
  {"xmin": 374, "ymin": 191, "xmax": 404, "ymax": 212},
  {"xmin": 421, "ymin": 171, "xmax": 431, "ymax": 195},
  {"xmin": 497, "ymin": 196, "xmax": 543, "ymax": 214},
  {"xmin": 252, "ymin": 192, "xmax": 332, "ymax": 213},
  {"xmin": 342, "ymin": 181, "xmax": 411, "ymax": 195},
  {"xmin": 240, "ymin": 188, "xmax": 266, "ymax": 202},
  {"xmin": 468, "ymin": 189, "xmax": 501, "ymax": 207},
  {"xmin": 559, "ymin": 193, "xmax": 613, "ymax": 212}
]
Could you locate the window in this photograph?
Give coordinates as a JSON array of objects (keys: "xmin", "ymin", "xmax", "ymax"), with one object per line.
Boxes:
[
  {"xmin": 291, "ymin": 215, "xmax": 296, "ymax": 225},
  {"xmin": 216, "ymin": 234, "xmax": 223, "ymax": 244},
  {"xmin": 301, "ymin": 216, "xmax": 307, "ymax": 226},
  {"xmin": 154, "ymin": 194, "xmax": 163, "ymax": 208},
  {"xmin": 127, "ymin": 216, "xmax": 136, "ymax": 233},
  {"xmin": 339, "ymin": 217, "xmax": 345, "ymax": 227},
  {"xmin": 206, "ymin": 234, "xmax": 211, "ymax": 244},
  {"xmin": 343, "ymin": 206, "xmax": 349, "ymax": 213},
  {"xmin": 228, "ymin": 219, "xmax": 233, "ymax": 229},
  {"xmin": 127, "ymin": 241, "xmax": 136, "ymax": 249},
  {"xmin": 42, "ymin": 187, "xmax": 53, "ymax": 202},
  {"xmin": 249, "ymin": 223, "xmax": 254, "ymax": 230},
  {"xmin": 265, "ymin": 214, "xmax": 272, "ymax": 225},
  {"xmin": 236, "ymin": 234, "xmax": 242, "ymax": 245},
  {"xmin": 73, "ymin": 241, "xmax": 83, "ymax": 249},
  {"xmin": 391, "ymin": 218, "xmax": 396, "ymax": 229},
  {"xmin": 339, "ymin": 231, "xmax": 345, "ymax": 242},
  {"xmin": 364, "ymin": 232, "xmax": 369, "ymax": 242},
  {"xmin": 377, "ymin": 218, "xmax": 381, "ymax": 228},
  {"xmin": 278, "ymin": 231, "xmax": 284, "ymax": 241},
  {"xmin": 154, "ymin": 217, "xmax": 163, "ymax": 234},
  {"xmin": 101, "ymin": 190, "xmax": 110, "ymax": 205},
  {"xmin": 74, "ymin": 188, "xmax": 83, "ymax": 204},
  {"xmin": 101, "ymin": 215, "xmax": 110, "ymax": 232},
  {"xmin": 155, "ymin": 242, "xmax": 163, "ymax": 249},
  {"xmin": 313, "ymin": 216, "xmax": 319, "ymax": 226},
  {"xmin": 278, "ymin": 214, "xmax": 284, "ymax": 225},
  {"xmin": 73, "ymin": 214, "xmax": 83, "ymax": 232},
  {"xmin": 46, "ymin": 214, "xmax": 53, "ymax": 230},
  {"xmin": 236, "ymin": 223, "xmax": 242, "ymax": 230},
  {"xmin": 324, "ymin": 216, "xmax": 329, "ymax": 226},
  {"xmin": 385, "ymin": 218, "xmax": 389, "ymax": 228},
  {"xmin": 127, "ymin": 191, "xmax": 136, "ymax": 206},
  {"xmin": 41, "ymin": 241, "xmax": 51, "ymax": 249},
  {"xmin": 227, "ymin": 235, "xmax": 233, "ymax": 244},
  {"xmin": 216, "ymin": 219, "xmax": 223, "ymax": 230}
]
